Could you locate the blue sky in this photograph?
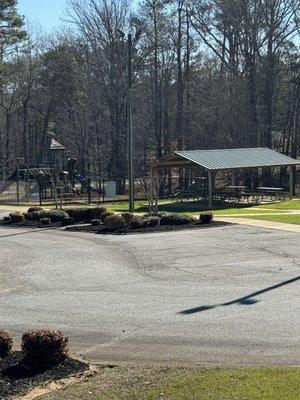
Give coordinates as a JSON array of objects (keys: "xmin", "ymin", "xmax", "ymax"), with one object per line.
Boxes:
[{"xmin": 18, "ymin": 0, "xmax": 68, "ymax": 32}]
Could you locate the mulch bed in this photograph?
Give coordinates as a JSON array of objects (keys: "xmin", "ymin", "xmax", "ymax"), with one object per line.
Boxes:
[
  {"xmin": 66, "ymin": 220, "xmax": 229, "ymax": 235},
  {"xmin": 0, "ymin": 219, "xmax": 231, "ymax": 235},
  {"xmin": 0, "ymin": 352, "xmax": 88, "ymax": 399}
]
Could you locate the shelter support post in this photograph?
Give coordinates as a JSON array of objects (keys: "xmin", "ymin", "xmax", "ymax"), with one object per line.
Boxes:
[
  {"xmin": 208, "ymin": 170, "xmax": 213, "ymax": 209},
  {"xmin": 16, "ymin": 167, "xmax": 20, "ymax": 205},
  {"xmin": 289, "ymin": 165, "xmax": 294, "ymax": 199}
]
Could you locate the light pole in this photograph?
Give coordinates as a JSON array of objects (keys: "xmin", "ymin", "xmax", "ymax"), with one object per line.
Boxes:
[
  {"xmin": 127, "ymin": 33, "xmax": 134, "ymax": 213},
  {"xmin": 118, "ymin": 30, "xmax": 142, "ymax": 212},
  {"xmin": 118, "ymin": 29, "xmax": 142, "ymax": 212}
]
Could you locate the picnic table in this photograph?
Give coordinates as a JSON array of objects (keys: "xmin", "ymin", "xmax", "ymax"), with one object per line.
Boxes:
[
  {"xmin": 256, "ymin": 187, "xmax": 284, "ymax": 192},
  {"xmin": 226, "ymin": 185, "xmax": 247, "ymax": 190},
  {"xmin": 172, "ymin": 188, "xmax": 208, "ymax": 202},
  {"xmin": 171, "ymin": 185, "xmax": 288, "ymax": 204},
  {"xmin": 256, "ymin": 187, "xmax": 287, "ymax": 201}
]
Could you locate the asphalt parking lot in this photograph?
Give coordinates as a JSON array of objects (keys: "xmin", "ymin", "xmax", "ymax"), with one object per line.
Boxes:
[{"xmin": 0, "ymin": 224, "xmax": 299, "ymax": 365}]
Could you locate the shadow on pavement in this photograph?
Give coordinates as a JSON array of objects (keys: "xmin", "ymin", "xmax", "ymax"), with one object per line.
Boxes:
[
  {"xmin": 179, "ymin": 276, "xmax": 300, "ymax": 315},
  {"xmin": 0, "ymin": 226, "xmax": 58, "ymax": 239}
]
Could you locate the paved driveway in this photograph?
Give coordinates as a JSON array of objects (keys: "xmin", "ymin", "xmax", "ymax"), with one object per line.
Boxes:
[{"xmin": 0, "ymin": 224, "xmax": 299, "ymax": 366}]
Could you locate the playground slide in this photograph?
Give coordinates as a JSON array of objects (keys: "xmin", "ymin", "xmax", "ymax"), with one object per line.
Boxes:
[{"xmin": 73, "ymin": 170, "xmax": 101, "ymax": 194}]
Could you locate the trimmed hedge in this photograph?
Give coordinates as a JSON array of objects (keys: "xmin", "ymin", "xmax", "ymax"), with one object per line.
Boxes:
[
  {"xmin": 160, "ymin": 213, "xmax": 194, "ymax": 226},
  {"xmin": 91, "ymin": 219, "xmax": 102, "ymax": 226},
  {"xmin": 130, "ymin": 216, "xmax": 161, "ymax": 229},
  {"xmin": 40, "ymin": 218, "xmax": 51, "ymax": 226},
  {"xmin": 131, "ymin": 216, "xmax": 149, "ymax": 229},
  {"xmin": 22, "ymin": 329, "xmax": 69, "ymax": 370},
  {"xmin": 25, "ymin": 211, "xmax": 42, "ymax": 221},
  {"xmin": 100, "ymin": 211, "xmax": 114, "ymax": 222},
  {"xmin": 104, "ymin": 215, "xmax": 127, "ymax": 231},
  {"xmin": 62, "ymin": 217, "xmax": 76, "ymax": 226},
  {"xmin": 64, "ymin": 207, "xmax": 107, "ymax": 222},
  {"xmin": 90, "ymin": 206, "xmax": 107, "ymax": 219},
  {"xmin": 64, "ymin": 208, "xmax": 91, "ymax": 222},
  {"xmin": 0, "ymin": 330, "xmax": 13, "ymax": 358},
  {"xmin": 146, "ymin": 216, "xmax": 161, "ymax": 227},
  {"xmin": 121, "ymin": 212, "xmax": 134, "ymax": 225},
  {"xmin": 27, "ymin": 207, "xmax": 43, "ymax": 213},
  {"xmin": 9, "ymin": 212, "xmax": 25, "ymax": 223},
  {"xmin": 43, "ymin": 210, "xmax": 69, "ymax": 223},
  {"xmin": 26, "ymin": 210, "xmax": 68, "ymax": 223},
  {"xmin": 200, "ymin": 213, "xmax": 213, "ymax": 224}
]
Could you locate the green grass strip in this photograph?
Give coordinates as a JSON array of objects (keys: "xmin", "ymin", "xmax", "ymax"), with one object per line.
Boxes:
[
  {"xmin": 40, "ymin": 367, "xmax": 300, "ymax": 400},
  {"xmin": 238, "ymin": 214, "xmax": 300, "ymax": 225}
]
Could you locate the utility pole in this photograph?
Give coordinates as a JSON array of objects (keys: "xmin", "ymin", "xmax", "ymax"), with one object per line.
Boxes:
[
  {"xmin": 119, "ymin": 29, "xmax": 142, "ymax": 212},
  {"xmin": 127, "ymin": 33, "xmax": 134, "ymax": 212}
]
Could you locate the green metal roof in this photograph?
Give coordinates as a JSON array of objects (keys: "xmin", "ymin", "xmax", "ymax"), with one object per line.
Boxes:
[{"xmin": 174, "ymin": 148, "xmax": 300, "ymax": 171}]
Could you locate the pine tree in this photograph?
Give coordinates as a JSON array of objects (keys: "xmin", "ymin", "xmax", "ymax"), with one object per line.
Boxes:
[{"xmin": 0, "ymin": 0, "xmax": 26, "ymax": 57}]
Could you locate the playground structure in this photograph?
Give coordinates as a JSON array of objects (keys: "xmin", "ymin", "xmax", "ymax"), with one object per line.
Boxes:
[{"xmin": 0, "ymin": 136, "xmax": 105, "ymax": 205}]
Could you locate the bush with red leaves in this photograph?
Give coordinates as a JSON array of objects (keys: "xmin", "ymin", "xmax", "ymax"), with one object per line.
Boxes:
[
  {"xmin": 0, "ymin": 330, "xmax": 13, "ymax": 358},
  {"xmin": 21, "ymin": 330, "xmax": 69, "ymax": 370}
]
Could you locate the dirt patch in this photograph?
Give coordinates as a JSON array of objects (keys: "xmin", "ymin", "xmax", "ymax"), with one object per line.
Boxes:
[
  {"xmin": 0, "ymin": 352, "xmax": 88, "ymax": 399},
  {"xmin": 13, "ymin": 366, "xmax": 97, "ymax": 400}
]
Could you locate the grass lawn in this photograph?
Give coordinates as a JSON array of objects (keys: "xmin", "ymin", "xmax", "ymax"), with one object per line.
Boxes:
[
  {"xmin": 105, "ymin": 200, "xmax": 288, "ymax": 216},
  {"xmin": 39, "ymin": 366, "xmax": 300, "ymax": 400},
  {"xmin": 256, "ymin": 199, "xmax": 300, "ymax": 210},
  {"xmin": 0, "ymin": 198, "xmax": 297, "ymax": 217},
  {"xmin": 199, "ymin": 208, "xmax": 287, "ymax": 216},
  {"xmin": 239, "ymin": 214, "xmax": 300, "ymax": 225}
]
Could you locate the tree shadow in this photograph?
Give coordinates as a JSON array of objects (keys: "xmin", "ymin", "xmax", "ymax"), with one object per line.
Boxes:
[
  {"xmin": 179, "ymin": 276, "xmax": 300, "ymax": 315},
  {"xmin": 0, "ymin": 226, "xmax": 57, "ymax": 239}
]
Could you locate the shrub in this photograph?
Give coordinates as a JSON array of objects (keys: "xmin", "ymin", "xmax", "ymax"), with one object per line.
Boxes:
[
  {"xmin": 28, "ymin": 207, "xmax": 43, "ymax": 213},
  {"xmin": 30, "ymin": 209, "xmax": 68, "ymax": 223},
  {"xmin": 199, "ymin": 213, "xmax": 213, "ymax": 224},
  {"xmin": 100, "ymin": 211, "xmax": 114, "ymax": 222},
  {"xmin": 146, "ymin": 216, "xmax": 161, "ymax": 227},
  {"xmin": 43, "ymin": 210, "xmax": 69, "ymax": 223},
  {"xmin": 131, "ymin": 216, "xmax": 149, "ymax": 229},
  {"xmin": 22, "ymin": 329, "xmax": 69, "ymax": 370},
  {"xmin": 9, "ymin": 212, "xmax": 25, "ymax": 223},
  {"xmin": 40, "ymin": 218, "xmax": 51, "ymax": 226},
  {"xmin": 62, "ymin": 217, "xmax": 76, "ymax": 226},
  {"xmin": 64, "ymin": 207, "xmax": 108, "ymax": 222},
  {"xmin": 91, "ymin": 219, "xmax": 101, "ymax": 226},
  {"xmin": 131, "ymin": 216, "xmax": 161, "ymax": 229},
  {"xmin": 0, "ymin": 330, "xmax": 13, "ymax": 358},
  {"xmin": 160, "ymin": 213, "xmax": 194, "ymax": 226},
  {"xmin": 25, "ymin": 211, "xmax": 42, "ymax": 221},
  {"xmin": 104, "ymin": 215, "xmax": 127, "ymax": 231},
  {"xmin": 64, "ymin": 208, "xmax": 91, "ymax": 222},
  {"xmin": 121, "ymin": 212, "xmax": 134, "ymax": 225},
  {"xmin": 90, "ymin": 206, "xmax": 107, "ymax": 219}
]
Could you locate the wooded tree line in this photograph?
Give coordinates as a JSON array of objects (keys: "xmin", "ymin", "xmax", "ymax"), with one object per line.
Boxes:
[{"xmin": 0, "ymin": 0, "xmax": 299, "ymax": 180}]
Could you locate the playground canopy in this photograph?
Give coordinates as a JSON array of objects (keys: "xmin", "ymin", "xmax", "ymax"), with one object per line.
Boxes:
[
  {"xmin": 151, "ymin": 147, "xmax": 300, "ymax": 208},
  {"xmin": 50, "ymin": 138, "xmax": 66, "ymax": 151}
]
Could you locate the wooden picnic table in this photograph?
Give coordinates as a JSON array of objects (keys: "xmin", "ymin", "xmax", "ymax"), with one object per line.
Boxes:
[
  {"xmin": 255, "ymin": 187, "xmax": 288, "ymax": 201},
  {"xmin": 226, "ymin": 185, "xmax": 247, "ymax": 191},
  {"xmin": 256, "ymin": 187, "xmax": 285, "ymax": 192},
  {"xmin": 172, "ymin": 188, "xmax": 208, "ymax": 202}
]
